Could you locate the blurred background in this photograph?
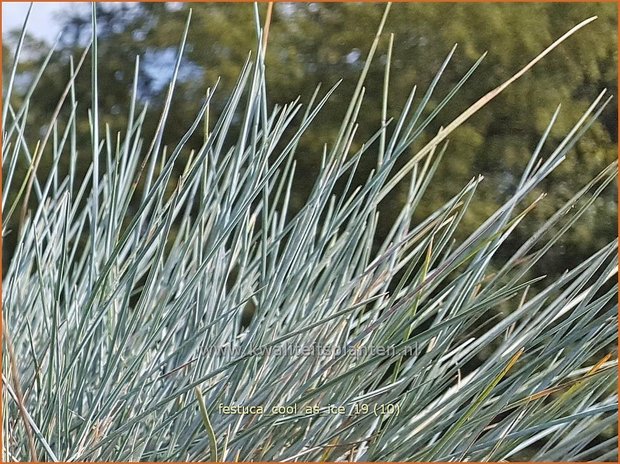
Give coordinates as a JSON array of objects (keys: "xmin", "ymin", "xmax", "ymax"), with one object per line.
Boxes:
[
  {"xmin": 2, "ymin": 1, "xmax": 617, "ymax": 283},
  {"xmin": 2, "ymin": 3, "xmax": 618, "ymax": 457}
]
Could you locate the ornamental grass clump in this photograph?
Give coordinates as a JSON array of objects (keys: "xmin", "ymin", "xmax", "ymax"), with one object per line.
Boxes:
[{"xmin": 2, "ymin": 4, "xmax": 617, "ymax": 462}]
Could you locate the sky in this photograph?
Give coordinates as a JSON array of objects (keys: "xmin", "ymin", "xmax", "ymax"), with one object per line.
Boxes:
[
  {"xmin": 3, "ymin": 2, "xmax": 72, "ymax": 43},
  {"xmin": 2, "ymin": 2, "xmax": 181, "ymax": 92}
]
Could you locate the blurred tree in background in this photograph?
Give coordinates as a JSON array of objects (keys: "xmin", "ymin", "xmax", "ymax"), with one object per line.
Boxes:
[{"xmin": 3, "ymin": 2, "xmax": 617, "ymax": 279}]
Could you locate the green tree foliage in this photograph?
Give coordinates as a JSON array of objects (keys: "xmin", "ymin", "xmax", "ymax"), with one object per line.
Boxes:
[
  {"xmin": 2, "ymin": 5, "xmax": 617, "ymax": 459},
  {"xmin": 3, "ymin": 2, "xmax": 617, "ymax": 278}
]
